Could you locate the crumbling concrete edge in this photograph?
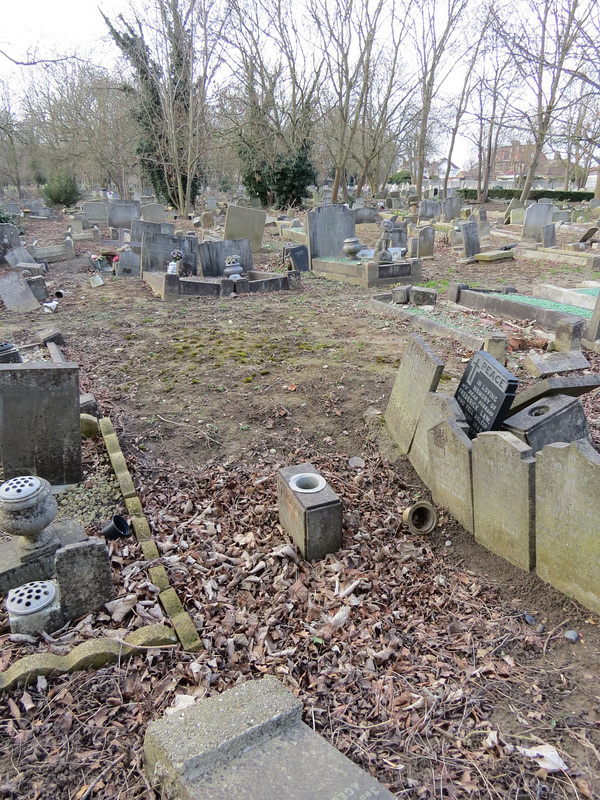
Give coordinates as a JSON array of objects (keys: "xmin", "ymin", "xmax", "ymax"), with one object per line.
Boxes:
[
  {"xmin": 99, "ymin": 416, "xmax": 203, "ymax": 653},
  {"xmin": 369, "ymin": 296, "xmax": 485, "ymax": 350},
  {"xmin": 0, "ymin": 624, "xmax": 177, "ymax": 690}
]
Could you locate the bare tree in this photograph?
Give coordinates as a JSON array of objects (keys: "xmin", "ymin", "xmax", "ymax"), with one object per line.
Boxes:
[
  {"xmin": 492, "ymin": 0, "xmax": 589, "ymax": 203},
  {"xmin": 406, "ymin": 0, "xmax": 470, "ymax": 198}
]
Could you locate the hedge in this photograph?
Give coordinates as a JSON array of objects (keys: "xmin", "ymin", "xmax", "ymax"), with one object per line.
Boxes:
[{"xmin": 457, "ymin": 188, "xmax": 594, "ymax": 202}]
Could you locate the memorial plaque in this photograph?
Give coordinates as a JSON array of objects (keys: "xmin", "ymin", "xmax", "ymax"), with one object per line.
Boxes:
[{"xmin": 455, "ymin": 351, "xmax": 518, "ymax": 437}]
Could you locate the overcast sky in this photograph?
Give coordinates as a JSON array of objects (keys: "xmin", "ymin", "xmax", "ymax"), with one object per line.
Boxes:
[{"xmin": 1, "ymin": 0, "xmax": 474, "ymax": 169}]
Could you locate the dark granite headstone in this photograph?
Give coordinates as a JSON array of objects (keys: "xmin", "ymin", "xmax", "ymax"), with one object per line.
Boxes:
[
  {"xmin": 455, "ymin": 351, "xmax": 518, "ymax": 437},
  {"xmin": 284, "ymin": 243, "xmax": 309, "ymax": 272}
]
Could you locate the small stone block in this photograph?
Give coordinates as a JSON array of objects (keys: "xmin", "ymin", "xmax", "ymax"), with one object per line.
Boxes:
[
  {"xmin": 483, "ymin": 333, "xmax": 509, "ymax": 366},
  {"xmin": 524, "ymin": 350, "xmax": 590, "ymax": 378},
  {"xmin": 410, "ymin": 286, "xmax": 437, "ymax": 305},
  {"xmin": 277, "ymin": 463, "xmax": 342, "ymax": 560},
  {"xmin": 109, "ymin": 449, "xmax": 128, "ymax": 475},
  {"xmin": 55, "ymin": 539, "xmax": 115, "ymax": 622},
  {"xmin": 171, "ymin": 611, "xmax": 203, "ymax": 652},
  {"xmin": 131, "ymin": 515, "xmax": 152, "ymax": 541},
  {"xmin": 36, "ymin": 328, "xmax": 64, "ymax": 345},
  {"xmin": 125, "ymin": 623, "xmax": 177, "ymax": 648},
  {"xmin": 473, "ymin": 250, "xmax": 515, "ymax": 262},
  {"xmin": 141, "ymin": 540, "xmax": 160, "ymax": 560},
  {"xmin": 502, "ymin": 394, "xmax": 590, "ymax": 454},
  {"xmin": 80, "ymin": 413, "xmax": 100, "ymax": 438},
  {"xmin": 159, "ymin": 587, "xmax": 184, "ymax": 618},
  {"xmin": 391, "ymin": 285, "xmax": 411, "ymax": 304},
  {"xmin": 510, "ymin": 375, "xmax": 600, "ymax": 415},
  {"xmin": 125, "ymin": 495, "xmax": 144, "ymax": 516},
  {"xmin": 116, "ymin": 470, "xmax": 137, "ymax": 499},
  {"xmin": 447, "ymin": 282, "xmax": 469, "ymax": 303},
  {"xmin": 79, "ymin": 392, "xmax": 99, "ymax": 415},
  {"xmin": 554, "ymin": 318, "xmax": 583, "ymax": 352},
  {"xmin": 99, "ymin": 417, "xmax": 116, "ymax": 437},
  {"xmin": 149, "ymin": 565, "xmax": 170, "ymax": 591},
  {"xmin": 103, "ymin": 433, "xmax": 121, "ymax": 454}
]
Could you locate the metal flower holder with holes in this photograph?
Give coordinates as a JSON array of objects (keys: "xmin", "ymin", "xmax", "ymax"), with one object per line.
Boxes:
[{"xmin": 167, "ymin": 248, "xmax": 184, "ymax": 274}]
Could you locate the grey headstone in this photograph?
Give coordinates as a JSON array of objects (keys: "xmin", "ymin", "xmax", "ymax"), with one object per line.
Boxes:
[
  {"xmin": 131, "ymin": 219, "xmax": 175, "ymax": 242},
  {"xmin": 417, "ymin": 225, "xmax": 435, "ymax": 258},
  {"xmin": 352, "ymin": 206, "xmax": 380, "ymax": 224},
  {"xmin": 107, "ymin": 201, "xmax": 141, "ymax": 229},
  {"xmin": 580, "ymin": 226, "xmax": 598, "ymax": 243},
  {"xmin": 141, "ymin": 203, "xmax": 166, "ymax": 223},
  {"xmin": 116, "ymin": 248, "xmax": 141, "ymax": 277},
  {"xmin": 473, "ymin": 431, "xmax": 535, "ymax": 571},
  {"xmin": 522, "ymin": 203, "xmax": 554, "ymax": 242},
  {"xmin": 0, "ymin": 223, "xmax": 22, "ymax": 265},
  {"xmin": 455, "ymin": 351, "xmax": 518, "ymax": 437},
  {"xmin": 55, "ymin": 539, "xmax": 114, "ymax": 621},
  {"xmin": 536, "ymin": 440, "xmax": 600, "ymax": 614},
  {"xmin": 5, "ymin": 246, "xmax": 36, "ymax": 267},
  {"xmin": 82, "ymin": 201, "xmax": 108, "ymax": 225},
  {"xmin": 206, "ymin": 197, "xmax": 217, "ymax": 212},
  {"xmin": 461, "ymin": 221, "xmax": 480, "ymax": 259},
  {"xmin": 201, "ymin": 211, "xmax": 215, "ymax": 229},
  {"xmin": 523, "ymin": 350, "xmax": 590, "ymax": 378},
  {"xmin": 0, "ymin": 362, "xmax": 82, "ymax": 485},
  {"xmin": 224, "ymin": 206, "xmax": 266, "ymax": 251},
  {"xmin": 284, "ymin": 244, "xmax": 309, "ymax": 272},
  {"xmin": 141, "ymin": 231, "xmax": 198, "ymax": 276},
  {"xmin": 197, "ymin": 238, "xmax": 253, "ymax": 277},
  {"xmin": 541, "ymin": 223, "xmax": 557, "ymax": 248},
  {"xmin": 385, "ymin": 334, "xmax": 444, "ymax": 454},
  {"xmin": 307, "ymin": 205, "xmax": 355, "ymax": 265},
  {"xmin": 0, "ymin": 271, "xmax": 40, "ymax": 312},
  {"xmin": 441, "ymin": 195, "xmax": 460, "ymax": 222}
]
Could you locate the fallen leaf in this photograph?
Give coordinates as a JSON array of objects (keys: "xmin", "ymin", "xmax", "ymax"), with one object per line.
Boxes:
[{"xmin": 517, "ymin": 744, "xmax": 568, "ymax": 773}]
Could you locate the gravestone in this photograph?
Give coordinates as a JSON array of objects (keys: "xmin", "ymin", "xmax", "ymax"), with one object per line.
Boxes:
[
  {"xmin": 476, "ymin": 207, "xmax": 487, "ymax": 222},
  {"xmin": 409, "ymin": 393, "xmax": 468, "ymax": 486},
  {"xmin": 522, "ymin": 203, "xmax": 553, "ymax": 242},
  {"xmin": 0, "ymin": 272, "xmax": 40, "ymax": 312},
  {"xmin": 460, "ymin": 221, "xmax": 481, "ymax": 259},
  {"xmin": 428, "ymin": 419, "xmax": 474, "ymax": 533},
  {"xmin": 385, "ymin": 334, "xmax": 444, "ymax": 454},
  {"xmin": 585, "ymin": 287, "xmax": 600, "ymax": 342},
  {"xmin": 473, "ymin": 431, "xmax": 535, "ymax": 571},
  {"xmin": 502, "ymin": 394, "xmax": 590, "ymax": 454},
  {"xmin": 141, "ymin": 232, "xmax": 198, "ymax": 276},
  {"xmin": 523, "ymin": 350, "xmax": 590, "ymax": 378},
  {"xmin": 390, "ymin": 220, "xmax": 407, "ymax": 249},
  {"xmin": 417, "ymin": 225, "xmax": 435, "ymax": 258},
  {"xmin": 131, "ymin": 219, "xmax": 175, "ymax": 242},
  {"xmin": 418, "ymin": 199, "xmax": 441, "ymax": 220},
  {"xmin": 541, "ymin": 223, "xmax": 557, "ymax": 248},
  {"xmin": 201, "ymin": 211, "xmax": 214, "ymax": 229},
  {"xmin": 352, "ymin": 206, "xmax": 380, "ymax": 224},
  {"xmin": 141, "ymin": 203, "xmax": 166, "ymax": 223},
  {"xmin": 580, "ymin": 226, "xmax": 599, "ymax": 243},
  {"xmin": 284, "ymin": 243, "xmax": 309, "ymax": 272},
  {"xmin": 510, "ymin": 208, "xmax": 526, "ymax": 225},
  {"xmin": 224, "ymin": 205, "xmax": 266, "ymax": 251},
  {"xmin": 107, "ymin": 201, "xmax": 141, "ymax": 229},
  {"xmin": 197, "ymin": 238, "xmax": 253, "ymax": 277},
  {"xmin": 307, "ymin": 204, "xmax": 355, "ymax": 266},
  {"xmin": 0, "ymin": 362, "xmax": 82, "ymax": 485},
  {"xmin": 2, "ymin": 201, "xmax": 19, "ymax": 215},
  {"xmin": 510, "ymin": 375, "xmax": 600, "ymax": 415},
  {"xmin": 441, "ymin": 195, "xmax": 460, "ymax": 222},
  {"xmin": 455, "ymin": 351, "xmax": 518, "ymax": 437},
  {"xmin": 0, "ymin": 222, "xmax": 22, "ymax": 265},
  {"xmin": 55, "ymin": 539, "xmax": 115, "ymax": 621},
  {"xmin": 206, "ymin": 196, "xmax": 217, "ymax": 212},
  {"xmin": 115, "ymin": 248, "xmax": 140, "ymax": 277},
  {"xmin": 82, "ymin": 201, "xmax": 108, "ymax": 225},
  {"xmin": 536, "ymin": 439, "xmax": 600, "ymax": 614}
]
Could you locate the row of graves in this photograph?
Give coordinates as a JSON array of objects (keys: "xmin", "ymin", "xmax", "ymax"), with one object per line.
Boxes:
[{"xmin": 386, "ymin": 332, "xmax": 600, "ymax": 615}]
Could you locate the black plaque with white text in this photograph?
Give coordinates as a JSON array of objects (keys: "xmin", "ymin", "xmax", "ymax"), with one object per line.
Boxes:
[{"xmin": 455, "ymin": 351, "xmax": 518, "ymax": 437}]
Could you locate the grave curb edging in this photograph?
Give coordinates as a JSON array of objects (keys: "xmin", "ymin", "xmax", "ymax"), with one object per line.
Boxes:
[
  {"xmin": 0, "ymin": 623, "xmax": 177, "ymax": 691},
  {"xmin": 99, "ymin": 416, "xmax": 203, "ymax": 653},
  {"xmin": 369, "ymin": 296, "xmax": 485, "ymax": 350}
]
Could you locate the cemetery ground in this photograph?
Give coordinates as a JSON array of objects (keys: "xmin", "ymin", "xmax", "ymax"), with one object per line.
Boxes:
[{"xmin": 1, "ymin": 212, "xmax": 600, "ymax": 799}]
